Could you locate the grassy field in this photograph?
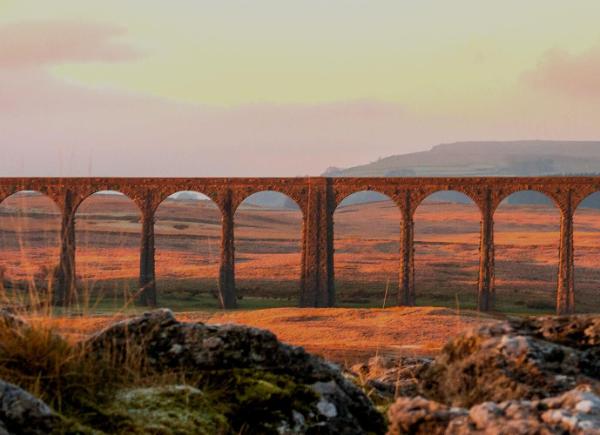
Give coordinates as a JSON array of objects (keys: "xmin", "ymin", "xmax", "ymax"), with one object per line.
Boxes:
[
  {"xmin": 1, "ymin": 191, "xmax": 600, "ymax": 314},
  {"xmin": 28, "ymin": 306, "xmax": 490, "ymax": 364}
]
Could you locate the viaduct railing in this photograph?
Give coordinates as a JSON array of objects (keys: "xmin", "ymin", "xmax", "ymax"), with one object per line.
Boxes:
[{"xmin": 0, "ymin": 176, "xmax": 596, "ymax": 314}]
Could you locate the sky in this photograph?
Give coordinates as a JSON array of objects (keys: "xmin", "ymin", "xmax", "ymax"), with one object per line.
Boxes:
[{"xmin": 1, "ymin": 1, "xmax": 600, "ymax": 176}]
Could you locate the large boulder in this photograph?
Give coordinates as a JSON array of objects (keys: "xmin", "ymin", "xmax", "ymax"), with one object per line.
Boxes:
[
  {"xmin": 387, "ymin": 385, "xmax": 600, "ymax": 435},
  {"xmin": 0, "ymin": 379, "xmax": 57, "ymax": 435},
  {"xmin": 419, "ymin": 315, "xmax": 600, "ymax": 407},
  {"xmin": 84, "ymin": 309, "xmax": 386, "ymax": 434}
]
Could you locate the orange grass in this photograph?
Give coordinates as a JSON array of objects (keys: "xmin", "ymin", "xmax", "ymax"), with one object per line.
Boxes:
[
  {"xmin": 5, "ymin": 193, "xmax": 599, "ymax": 364},
  {"xmin": 26, "ymin": 306, "xmax": 488, "ymax": 364},
  {"xmin": 2, "ymin": 194, "xmax": 600, "ymax": 312}
]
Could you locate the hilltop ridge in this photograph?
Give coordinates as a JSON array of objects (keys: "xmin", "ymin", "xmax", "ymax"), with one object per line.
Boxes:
[{"xmin": 325, "ymin": 140, "xmax": 600, "ymax": 177}]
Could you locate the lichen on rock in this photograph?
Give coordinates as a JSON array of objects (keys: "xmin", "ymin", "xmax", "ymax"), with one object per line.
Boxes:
[
  {"xmin": 83, "ymin": 309, "xmax": 386, "ymax": 434},
  {"xmin": 0, "ymin": 379, "xmax": 57, "ymax": 435},
  {"xmin": 387, "ymin": 385, "xmax": 600, "ymax": 434},
  {"xmin": 110, "ymin": 385, "xmax": 228, "ymax": 434},
  {"xmin": 350, "ymin": 355, "xmax": 432, "ymax": 401},
  {"xmin": 418, "ymin": 314, "xmax": 600, "ymax": 407},
  {"xmin": 0, "ymin": 309, "xmax": 386, "ymax": 434},
  {"xmin": 385, "ymin": 314, "xmax": 600, "ymax": 434}
]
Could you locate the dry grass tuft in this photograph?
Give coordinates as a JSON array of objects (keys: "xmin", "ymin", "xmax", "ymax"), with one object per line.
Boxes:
[{"xmin": 0, "ymin": 319, "xmax": 120, "ymax": 415}]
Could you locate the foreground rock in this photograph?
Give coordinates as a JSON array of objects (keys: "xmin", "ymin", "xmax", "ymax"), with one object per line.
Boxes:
[
  {"xmin": 110, "ymin": 385, "xmax": 228, "ymax": 433},
  {"xmin": 3, "ymin": 308, "xmax": 598, "ymax": 433},
  {"xmin": 84, "ymin": 309, "xmax": 386, "ymax": 434},
  {"xmin": 0, "ymin": 379, "xmax": 57, "ymax": 435},
  {"xmin": 388, "ymin": 385, "xmax": 600, "ymax": 434},
  {"xmin": 350, "ymin": 355, "xmax": 432, "ymax": 399},
  {"xmin": 383, "ymin": 314, "xmax": 600, "ymax": 434},
  {"xmin": 419, "ymin": 315, "xmax": 600, "ymax": 407}
]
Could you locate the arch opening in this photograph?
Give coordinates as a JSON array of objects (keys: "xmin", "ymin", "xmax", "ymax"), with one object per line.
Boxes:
[
  {"xmin": 495, "ymin": 190, "xmax": 559, "ymax": 314},
  {"xmin": 414, "ymin": 191, "xmax": 480, "ymax": 309},
  {"xmin": 154, "ymin": 191, "xmax": 222, "ymax": 310},
  {"xmin": 234, "ymin": 191, "xmax": 302, "ymax": 308},
  {"xmin": 334, "ymin": 190, "xmax": 400, "ymax": 307},
  {"xmin": 0, "ymin": 191, "xmax": 61, "ymax": 309},
  {"xmin": 573, "ymin": 191, "xmax": 600, "ymax": 313},
  {"xmin": 75, "ymin": 191, "xmax": 141, "ymax": 312}
]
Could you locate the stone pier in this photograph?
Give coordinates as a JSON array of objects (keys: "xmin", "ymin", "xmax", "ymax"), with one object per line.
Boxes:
[{"xmin": 0, "ymin": 176, "xmax": 594, "ymax": 314}]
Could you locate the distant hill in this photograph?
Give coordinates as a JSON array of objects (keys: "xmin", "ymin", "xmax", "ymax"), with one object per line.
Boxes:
[
  {"xmin": 326, "ymin": 141, "xmax": 600, "ymax": 177},
  {"xmin": 170, "ymin": 141, "xmax": 600, "ymax": 209},
  {"xmin": 325, "ymin": 140, "xmax": 600, "ymax": 207}
]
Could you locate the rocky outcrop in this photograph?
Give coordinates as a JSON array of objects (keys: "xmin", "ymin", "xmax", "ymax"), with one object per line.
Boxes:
[
  {"xmin": 385, "ymin": 314, "xmax": 600, "ymax": 434},
  {"xmin": 84, "ymin": 309, "xmax": 386, "ymax": 434},
  {"xmin": 3, "ymin": 308, "xmax": 599, "ymax": 434},
  {"xmin": 387, "ymin": 395, "xmax": 467, "ymax": 435},
  {"xmin": 419, "ymin": 315, "xmax": 600, "ymax": 407},
  {"xmin": 388, "ymin": 385, "xmax": 600, "ymax": 435},
  {"xmin": 350, "ymin": 355, "xmax": 432, "ymax": 398},
  {"xmin": 0, "ymin": 379, "xmax": 57, "ymax": 435}
]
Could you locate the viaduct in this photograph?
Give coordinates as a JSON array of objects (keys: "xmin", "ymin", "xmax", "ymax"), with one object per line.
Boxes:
[{"xmin": 0, "ymin": 176, "xmax": 596, "ymax": 314}]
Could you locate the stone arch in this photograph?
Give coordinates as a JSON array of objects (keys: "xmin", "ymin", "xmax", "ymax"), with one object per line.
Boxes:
[
  {"xmin": 572, "ymin": 191, "xmax": 600, "ymax": 313},
  {"xmin": 154, "ymin": 191, "xmax": 222, "ymax": 308},
  {"xmin": 333, "ymin": 185, "xmax": 401, "ymax": 211},
  {"xmin": 154, "ymin": 190, "xmax": 218, "ymax": 211},
  {"xmin": 333, "ymin": 190, "xmax": 401, "ymax": 306},
  {"xmin": 233, "ymin": 190, "xmax": 303, "ymax": 307},
  {"xmin": 73, "ymin": 188, "xmax": 143, "ymax": 215},
  {"xmin": 335, "ymin": 189, "xmax": 399, "ymax": 210},
  {"xmin": 493, "ymin": 186, "xmax": 563, "ymax": 214},
  {"xmin": 494, "ymin": 190, "xmax": 560, "ymax": 313},
  {"xmin": 151, "ymin": 184, "xmax": 224, "ymax": 216},
  {"xmin": 233, "ymin": 186, "xmax": 306, "ymax": 217},
  {"xmin": 413, "ymin": 190, "xmax": 480, "ymax": 309},
  {"xmin": 0, "ymin": 188, "xmax": 62, "ymax": 211},
  {"xmin": 0, "ymin": 190, "xmax": 62, "ymax": 303},
  {"xmin": 74, "ymin": 190, "xmax": 143, "ymax": 308},
  {"xmin": 496, "ymin": 189, "xmax": 555, "ymax": 208},
  {"xmin": 410, "ymin": 187, "xmax": 484, "ymax": 216}
]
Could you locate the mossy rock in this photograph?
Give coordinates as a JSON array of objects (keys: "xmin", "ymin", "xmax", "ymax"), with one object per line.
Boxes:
[
  {"xmin": 55, "ymin": 385, "xmax": 228, "ymax": 435},
  {"xmin": 0, "ymin": 310, "xmax": 386, "ymax": 434},
  {"xmin": 195, "ymin": 368, "xmax": 320, "ymax": 433},
  {"xmin": 53, "ymin": 370, "xmax": 321, "ymax": 434}
]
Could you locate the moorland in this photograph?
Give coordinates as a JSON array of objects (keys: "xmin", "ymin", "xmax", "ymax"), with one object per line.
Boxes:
[{"xmin": 1, "ymin": 191, "xmax": 600, "ymax": 315}]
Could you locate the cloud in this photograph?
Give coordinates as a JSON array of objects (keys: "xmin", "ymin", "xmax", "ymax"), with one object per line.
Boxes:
[
  {"xmin": 0, "ymin": 20, "xmax": 421, "ymax": 176},
  {"xmin": 0, "ymin": 20, "xmax": 140, "ymax": 69},
  {"xmin": 523, "ymin": 44, "xmax": 600, "ymax": 98},
  {"xmin": 0, "ymin": 67, "xmax": 418, "ymax": 176},
  {"xmin": 1, "ymin": 63, "xmax": 598, "ymax": 178},
  {"xmin": 0, "ymin": 20, "xmax": 598, "ymax": 177}
]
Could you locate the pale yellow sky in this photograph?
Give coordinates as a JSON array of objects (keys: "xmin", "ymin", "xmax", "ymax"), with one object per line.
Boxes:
[{"xmin": 0, "ymin": 1, "xmax": 599, "ymax": 175}]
